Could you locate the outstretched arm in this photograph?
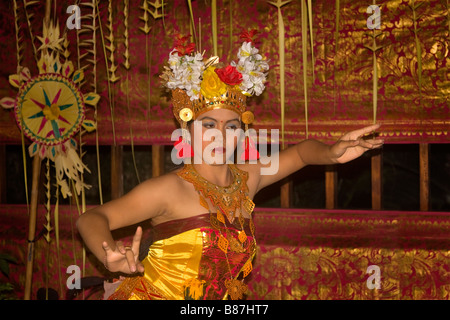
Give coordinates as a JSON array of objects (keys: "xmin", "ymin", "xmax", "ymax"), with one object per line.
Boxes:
[{"xmin": 254, "ymin": 124, "xmax": 383, "ymax": 193}]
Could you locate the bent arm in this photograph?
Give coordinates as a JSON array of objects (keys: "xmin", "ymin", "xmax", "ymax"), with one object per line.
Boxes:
[
  {"xmin": 76, "ymin": 210, "xmax": 115, "ymax": 262},
  {"xmin": 76, "ymin": 174, "xmax": 170, "ymax": 262}
]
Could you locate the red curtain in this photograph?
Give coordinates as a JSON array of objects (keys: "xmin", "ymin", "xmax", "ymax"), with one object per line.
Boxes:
[{"xmin": 0, "ymin": 0, "xmax": 448, "ymax": 145}]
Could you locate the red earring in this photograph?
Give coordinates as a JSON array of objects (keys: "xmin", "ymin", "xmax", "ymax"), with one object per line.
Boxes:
[
  {"xmin": 241, "ymin": 135, "xmax": 260, "ymax": 161},
  {"xmin": 240, "ymin": 111, "xmax": 259, "ymax": 161}
]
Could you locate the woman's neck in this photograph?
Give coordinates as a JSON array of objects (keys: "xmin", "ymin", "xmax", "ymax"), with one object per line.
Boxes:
[{"xmin": 191, "ymin": 162, "xmax": 234, "ymax": 187}]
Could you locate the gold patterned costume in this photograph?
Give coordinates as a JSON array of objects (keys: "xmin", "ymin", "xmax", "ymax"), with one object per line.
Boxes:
[{"xmin": 108, "ymin": 164, "xmax": 256, "ymax": 300}]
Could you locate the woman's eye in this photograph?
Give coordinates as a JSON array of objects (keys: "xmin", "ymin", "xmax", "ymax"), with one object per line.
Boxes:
[
  {"xmin": 227, "ymin": 123, "xmax": 241, "ymax": 130},
  {"xmin": 203, "ymin": 123, "xmax": 215, "ymax": 129}
]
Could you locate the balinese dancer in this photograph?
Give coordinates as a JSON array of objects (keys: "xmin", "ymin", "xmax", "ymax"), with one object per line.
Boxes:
[{"xmin": 77, "ymin": 32, "xmax": 383, "ymax": 300}]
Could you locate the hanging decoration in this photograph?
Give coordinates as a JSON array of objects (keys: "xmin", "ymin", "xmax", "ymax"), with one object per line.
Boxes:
[
  {"xmin": 268, "ymin": 0, "xmax": 291, "ymax": 148},
  {"xmin": 0, "ymin": 0, "xmax": 99, "ymax": 300},
  {"xmin": 140, "ymin": 0, "xmax": 166, "ymax": 138},
  {"xmin": 105, "ymin": 0, "xmax": 119, "ymax": 144},
  {"xmin": 363, "ymin": 1, "xmax": 387, "ymax": 125},
  {"xmin": 123, "ymin": 0, "xmax": 141, "ymax": 183},
  {"xmin": 307, "ymin": 0, "xmax": 315, "ymax": 82},
  {"xmin": 409, "ymin": 0, "xmax": 424, "ymax": 100},
  {"xmin": 301, "ymin": 0, "xmax": 309, "ymax": 138},
  {"xmin": 76, "ymin": 0, "xmax": 103, "ymax": 206},
  {"xmin": 3, "ymin": 21, "xmax": 98, "ymax": 198},
  {"xmin": 211, "ymin": 0, "xmax": 218, "ymax": 56}
]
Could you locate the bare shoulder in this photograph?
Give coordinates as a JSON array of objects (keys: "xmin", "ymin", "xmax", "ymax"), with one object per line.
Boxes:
[
  {"xmin": 138, "ymin": 167, "xmax": 185, "ymax": 195},
  {"xmin": 117, "ymin": 168, "xmax": 187, "ymax": 216},
  {"xmin": 84, "ymin": 168, "xmax": 189, "ymax": 230},
  {"xmin": 147, "ymin": 166, "xmax": 207, "ymax": 224}
]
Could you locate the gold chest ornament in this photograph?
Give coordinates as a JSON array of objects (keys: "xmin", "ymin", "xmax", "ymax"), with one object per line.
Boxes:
[{"xmin": 177, "ymin": 164, "xmax": 256, "ymax": 300}]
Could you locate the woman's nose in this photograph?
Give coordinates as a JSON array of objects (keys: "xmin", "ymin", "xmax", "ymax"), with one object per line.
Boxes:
[{"xmin": 212, "ymin": 130, "xmax": 225, "ymax": 144}]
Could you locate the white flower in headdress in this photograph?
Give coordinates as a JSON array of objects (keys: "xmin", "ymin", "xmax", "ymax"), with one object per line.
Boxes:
[
  {"xmin": 237, "ymin": 42, "xmax": 259, "ymax": 59},
  {"xmin": 232, "ymin": 40, "xmax": 269, "ymax": 96},
  {"xmin": 166, "ymin": 50, "xmax": 204, "ymax": 100}
]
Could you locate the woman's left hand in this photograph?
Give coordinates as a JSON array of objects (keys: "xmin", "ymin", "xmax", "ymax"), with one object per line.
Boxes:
[{"xmin": 330, "ymin": 124, "xmax": 384, "ymax": 164}]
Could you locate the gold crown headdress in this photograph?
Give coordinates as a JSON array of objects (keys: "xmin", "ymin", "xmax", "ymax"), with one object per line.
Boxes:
[{"xmin": 161, "ymin": 31, "xmax": 269, "ymax": 130}]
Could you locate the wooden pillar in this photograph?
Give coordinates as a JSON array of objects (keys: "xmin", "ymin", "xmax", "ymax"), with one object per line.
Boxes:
[
  {"xmin": 325, "ymin": 165, "xmax": 337, "ymax": 209},
  {"xmin": 280, "ymin": 179, "xmax": 292, "ymax": 208},
  {"xmin": 280, "ymin": 143, "xmax": 291, "ymax": 208},
  {"xmin": 371, "ymin": 151, "xmax": 382, "ymax": 210},
  {"xmin": 152, "ymin": 145, "xmax": 165, "ymax": 177},
  {"xmin": 419, "ymin": 143, "xmax": 429, "ymax": 211},
  {"xmin": 111, "ymin": 145, "xmax": 123, "ymax": 199},
  {"xmin": 24, "ymin": 155, "xmax": 42, "ymax": 300},
  {"xmin": 280, "ymin": 179, "xmax": 293, "ymax": 208},
  {"xmin": 24, "ymin": 0, "xmax": 51, "ymax": 300}
]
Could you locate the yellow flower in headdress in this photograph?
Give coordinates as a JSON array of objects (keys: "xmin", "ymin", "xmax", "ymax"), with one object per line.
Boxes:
[{"xmin": 200, "ymin": 67, "xmax": 227, "ymax": 99}]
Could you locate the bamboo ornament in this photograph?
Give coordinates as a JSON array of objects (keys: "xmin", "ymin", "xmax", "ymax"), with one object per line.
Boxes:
[
  {"xmin": 12, "ymin": 0, "xmax": 31, "ymax": 211},
  {"xmin": 23, "ymin": 0, "xmax": 51, "ymax": 300},
  {"xmin": 364, "ymin": 1, "xmax": 386, "ymax": 124},
  {"xmin": 187, "ymin": 0, "xmax": 198, "ymax": 47},
  {"xmin": 148, "ymin": 0, "xmax": 166, "ymax": 19},
  {"xmin": 96, "ymin": 0, "xmax": 117, "ymax": 144},
  {"xmin": 80, "ymin": 0, "xmax": 103, "ymax": 206},
  {"xmin": 106, "ymin": 0, "xmax": 120, "ymax": 83},
  {"xmin": 22, "ymin": 0, "xmax": 39, "ymax": 64},
  {"xmin": 307, "ymin": 0, "xmax": 315, "ymax": 82},
  {"xmin": 334, "ymin": 0, "xmax": 340, "ymax": 114},
  {"xmin": 1, "ymin": 0, "xmax": 99, "ymax": 299},
  {"xmin": 105, "ymin": 0, "xmax": 119, "ymax": 147},
  {"xmin": 212, "ymin": 0, "xmax": 218, "ymax": 56},
  {"xmin": 301, "ymin": 0, "xmax": 309, "ymax": 138},
  {"xmin": 140, "ymin": 1, "xmax": 165, "ymax": 139},
  {"xmin": 409, "ymin": 0, "xmax": 424, "ymax": 100},
  {"xmin": 268, "ymin": 0, "xmax": 291, "ymax": 149},
  {"xmin": 73, "ymin": 2, "xmax": 99, "ymax": 297},
  {"xmin": 123, "ymin": 0, "xmax": 141, "ymax": 184}
]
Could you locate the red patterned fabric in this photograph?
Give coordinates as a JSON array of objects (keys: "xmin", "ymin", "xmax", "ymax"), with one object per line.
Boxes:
[
  {"xmin": 0, "ymin": 205, "xmax": 448, "ymax": 300},
  {"xmin": 0, "ymin": 0, "xmax": 448, "ymax": 145},
  {"xmin": 107, "ymin": 213, "xmax": 255, "ymax": 300}
]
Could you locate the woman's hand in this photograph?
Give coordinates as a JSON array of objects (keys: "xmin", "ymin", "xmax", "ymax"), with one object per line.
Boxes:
[
  {"xmin": 330, "ymin": 124, "xmax": 384, "ymax": 164},
  {"xmin": 102, "ymin": 226, "xmax": 145, "ymax": 274}
]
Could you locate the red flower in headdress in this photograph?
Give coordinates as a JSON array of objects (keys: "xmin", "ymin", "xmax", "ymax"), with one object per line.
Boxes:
[
  {"xmin": 240, "ymin": 29, "xmax": 259, "ymax": 44},
  {"xmin": 173, "ymin": 34, "xmax": 196, "ymax": 56},
  {"xmin": 215, "ymin": 65, "xmax": 243, "ymax": 86}
]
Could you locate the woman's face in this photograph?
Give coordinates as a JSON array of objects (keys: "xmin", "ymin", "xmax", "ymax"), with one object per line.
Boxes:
[{"xmin": 189, "ymin": 108, "xmax": 242, "ymax": 165}]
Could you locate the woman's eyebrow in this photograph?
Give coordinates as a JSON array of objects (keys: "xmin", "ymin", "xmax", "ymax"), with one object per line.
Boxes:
[
  {"xmin": 197, "ymin": 117, "xmax": 240, "ymax": 123},
  {"xmin": 197, "ymin": 116, "xmax": 216, "ymax": 122}
]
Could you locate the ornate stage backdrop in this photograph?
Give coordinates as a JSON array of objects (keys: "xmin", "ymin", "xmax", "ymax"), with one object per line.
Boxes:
[
  {"xmin": 0, "ymin": 0, "xmax": 448, "ymax": 145},
  {"xmin": 1, "ymin": 205, "xmax": 449, "ymax": 300}
]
